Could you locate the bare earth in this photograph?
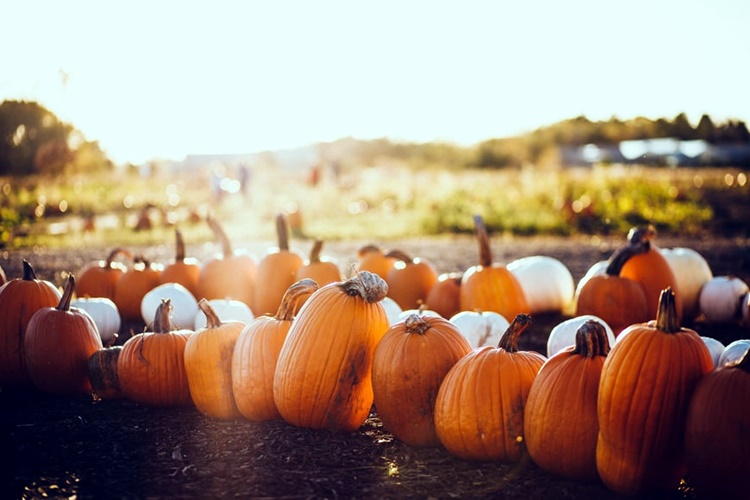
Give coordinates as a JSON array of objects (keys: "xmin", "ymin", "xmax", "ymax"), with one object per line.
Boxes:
[{"xmin": 1, "ymin": 235, "xmax": 748, "ymax": 499}]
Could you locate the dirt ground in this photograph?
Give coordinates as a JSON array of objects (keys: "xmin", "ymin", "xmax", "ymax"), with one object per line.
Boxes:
[{"xmin": 1, "ymin": 235, "xmax": 749, "ymax": 499}]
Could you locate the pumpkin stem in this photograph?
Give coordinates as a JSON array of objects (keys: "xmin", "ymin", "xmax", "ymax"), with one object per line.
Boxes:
[
  {"xmin": 404, "ymin": 313, "xmax": 431, "ymax": 335},
  {"xmin": 276, "ymin": 213, "xmax": 291, "ymax": 251},
  {"xmin": 572, "ymin": 320, "xmax": 611, "ymax": 357},
  {"xmin": 57, "ymin": 275, "xmax": 75, "ymax": 312},
  {"xmin": 341, "ymin": 271, "xmax": 388, "ymax": 303},
  {"xmin": 498, "ymin": 313, "xmax": 532, "ymax": 353},
  {"xmin": 22, "ymin": 259, "xmax": 37, "ymax": 280},
  {"xmin": 735, "ymin": 347, "xmax": 750, "ymax": 372},
  {"xmin": 308, "ymin": 240, "xmax": 324, "ymax": 264},
  {"xmin": 627, "ymin": 225, "xmax": 656, "ymax": 248},
  {"xmin": 153, "ymin": 298, "xmax": 175, "ymax": 334},
  {"xmin": 384, "ymin": 249, "xmax": 413, "ymax": 263},
  {"xmin": 275, "ymin": 279, "xmax": 319, "ymax": 321},
  {"xmin": 472, "ymin": 214, "xmax": 493, "ymax": 268},
  {"xmin": 105, "ymin": 248, "xmax": 133, "ymax": 268},
  {"xmin": 357, "ymin": 244, "xmax": 382, "ymax": 259},
  {"xmin": 198, "ymin": 298, "xmax": 223, "ymax": 329},
  {"xmin": 655, "ymin": 287, "xmax": 681, "ymax": 333},
  {"xmin": 174, "ymin": 228, "xmax": 186, "ymax": 262},
  {"xmin": 605, "ymin": 237, "xmax": 651, "ymax": 276},
  {"xmin": 206, "ymin": 215, "xmax": 233, "ymax": 258}
]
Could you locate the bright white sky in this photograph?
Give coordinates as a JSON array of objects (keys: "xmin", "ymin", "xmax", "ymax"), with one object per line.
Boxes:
[{"xmin": 2, "ymin": 0, "xmax": 749, "ymax": 165}]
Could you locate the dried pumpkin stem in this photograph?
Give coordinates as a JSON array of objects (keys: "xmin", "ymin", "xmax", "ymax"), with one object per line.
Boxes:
[
  {"xmin": 498, "ymin": 313, "xmax": 532, "ymax": 353},
  {"xmin": 342, "ymin": 271, "xmax": 388, "ymax": 303},
  {"xmin": 276, "ymin": 213, "xmax": 290, "ymax": 251},
  {"xmin": 276, "ymin": 279, "xmax": 319, "ymax": 321},
  {"xmin": 198, "ymin": 298, "xmax": 223, "ymax": 328},
  {"xmin": 605, "ymin": 239, "xmax": 650, "ymax": 276},
  {"xmin": 573, "ymin": 320, "xmax": 611, "ymax": 357},
  {"xmin": 106, "ymin": 248, "xmax": 133, "ymax": 268},
  {"xmin": 153, "ymin": 299, "xmax": 174, "ymax": 334},
  {"xmin": 473, "ymin": 214, "xmax": 493, "ymax": 268},
  {"xmin": 206, "ymin": 215, "xmax": 233, "ymax": 258},
  {"xmin": 57, "ymin": 275, "xmax": 75, "ymax": 312},
  {"xmin": 384, "ymin": 249, "xmax": 413, "ymax": 263},
  {"xmin": 404, "ymin": 313, "xmax": 431, "ymax": 335},
  {"xmin": 22, "ymin": 259, "xmax": 37, "ymax": 280},
  {"xmin": 309, "ymin": 240, "xmax": 324, "ymax": 264},
  {"xmin": 174, "ymin": 228, "xmax": 186, "ymax": 262},
  {"xmin": 655, "ymin": 287, "xmax": 681, "ymax": 333}
]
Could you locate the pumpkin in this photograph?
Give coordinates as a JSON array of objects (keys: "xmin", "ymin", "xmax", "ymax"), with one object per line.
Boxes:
[
  {"xmin": 193, "ymin": 298, "xmax": 254, "ymax": 329},
  {"xmin": 24, "ymin": 275, "xmax": 103, "ymax": 396},
  {"xmin": 371, "ymin": 313, "xmax": 471, "ymax": 447},
  {"xmin": 424, "ymin": 272, "xmax": 462, "ymax": 319},
  {"xmin": 395, "ymin": 304, "xmax": 441, "ymax": 323},
  {"xmin": 685, "ymin": 348, "xmax": 750, "ymax": 498},
  {"xmin": 546, "ymin": 314, "xmax": 616, "ymax": 358},
  {"xmin": 196, "ymin": 215, "xmax": 257, "ymax": 308},
  {"xmin": 618, "ymin": 226, "xmax": 682, "ymax": 322},
  {"xmin": 71, "ymin": 297, "xmax": 121, "ymax": 345},
  {"xmin": 381, "ymin": 296, "xmax": 404, "ymax": 325},
  {"xmin": 460, "ymin": 215, "xmax": 529, "ymax": 320},
  {"xmin": 140, "ymin": 282, "xmax": 199, "ymax": 329},
  {"xmin": 661, "ymin": 247, "xmax": 713, "ymax": 321},
  {"xmin": 433, "ymin": 314, "xmax": 546, "ymax": 461},
  {"xmin": 718, "ymin": 339, "xmax": 750, "ymax": 367},
  {"xmin": 294, "ymin": 239, "xmax": 342, "ymax": 289},
  {"xmin": 118, "ymin": 298, "xmax": 193, "ymax": 407},
  {"xmin": 698, "ymin": 275, "xmax": 749, "ymax": 324},
  {"xmin": 449, "ymin": 309, "xmax": 510, "ymax": 348},
  {"xmin": 573, "ymin": 259, "xmax": 608, "ymax": 302},
  {"xmin": 0, "ymin": 260, "xmax": 61, "ymax": 389},
  {"xmin": 743, "ymin": 292, "xmax": 750, "ymax": 326},
  {"xmin": 76, "ymin": 247, "xmax": 132, "ymax": 299},
  {"xmin": 356, "ymin": 244, "xmax": 397, "ymax": 280},
  {"xmin": 575, "ymin": 242, "xmax": 650, "ymax": 335},
  {"xmin": 507, "ymin": 255, "xmax": 575, "ymax": 314},
  {"xmin": 596, "ymin": 288, "xmax": 713, "ymax": 495},
  {"xmin": 0, "ymin": 263, "xmax": 6, "ymax": 286},
  {"xmin": 184, "ymin": 298, "xmax": 245, "ymax": 419},
  {"xmin": 253, "ymin": 214, "xmax": 304, "ymax": 316},
  {"xmin": 112, "ymin": 256, "xmax": 162, "ymax": 321},
  {"xmin": 87, "ymin": 345, "xmax": 124, "ymax": 400},
  {"xmin": 232, "ymin": 279, "xmax": 318, "ymax": 421},
  {"xmin": 273, "ymin": 271, "xmax": 389, "ymax": 432},
  {"xmin": 525, "ymin": 320, "xmax": 611, "ymax": 481},
  {"xmin": 700, "ymin": 336, "xmax": 725, "ymax": 368},
  {"xmin": 159, "ymin": 228, "xmax": 201, "ymax": 298},
  {"xmin": 384, "ymin": 249, "xmax": 438, "ymax": 311}
]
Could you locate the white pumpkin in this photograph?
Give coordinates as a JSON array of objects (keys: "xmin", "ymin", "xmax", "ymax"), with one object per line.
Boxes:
[
  {"xmin": 141, "ymin": 282, "xmax": 199, "ymax": 329},
  {"xmin": 742, "ymin": 292, "xmax": 750, "ymax": 327},
  {"xmin": 546, "ymin": 314, "xmax": 616, "ymax": 358},
  {"xmin": 449, "ymin": 310, "xmax": 510, "ymax": 348},
  {"xmin": 381, "ymin": 296, "xmax": 404, "ymax": 325},
  {"xmin": 700, "ymin": 336, "xmax": 726, "ymax": 368},
  {"xmin": 396, "ymin": 306, "xmax": 441, "ymax": 323},
  {"xmin": 193, "ymin": 298, "xmax": 254, "ymax": 329},
  {"xmin": 718, "ymin": 339, "xmax": 750, "ymax": 367},
  {"xmin": 661, "ymin": 247, "xmax": 714, "ymax": 320},
  {"xmin": 573, "ymin": 259, "xmax": 608, "ymax": 302},
  {"xmin": 507, "ymin": 255, "xmax": 575, "ymax": 314},
  {"xmin": 71, "ymin": 297, "xmax": 121, "ymax": 344},
  {"xmin": 698, "ymin": 276, "xmax": 749, "ymax": 324}
]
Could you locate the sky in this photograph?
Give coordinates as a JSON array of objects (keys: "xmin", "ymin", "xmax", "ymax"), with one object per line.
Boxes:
[{"xmin": 2, "ymin": 0, "xmax": 749, "ymax": 165}]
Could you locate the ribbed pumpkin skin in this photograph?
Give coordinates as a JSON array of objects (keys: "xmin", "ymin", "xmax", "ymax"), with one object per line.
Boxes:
[
  {"xmin": 575, "ymin": 275, "xmax": 649, "ymax": 335},
  {"xmin": 371, "ymin": 314, "xmax": 471, "ymax": 447},
  {"xmin": 273, "ymin": 272, "xmax": 389, "ymax": 432},
  {"xmin": 253, "ymin": 252, "xmax": 304, "ymax": 316},
  {"xmin": 385, "ymin": 254, "xmax": 439, "ymax": 311},
  {"xmin": 460, "ymin": 265, "xmax": 529, "ymax": 320},
  {"xmin": 685, "ymin": 352, "xmax": 750, "ymax": 498},
  {"xmin": 524, "ymin": 320, "xmax": 610, "ymax": 481},
  {"xmin": 113, "ymin": 262, "xmax": 162, "ymax": 320},
  {"xmin": 434, "ymin": 315, "xmax": 545, "ymax": 461},
  {"xmin": 596, "ymin": 290, "xmax": 712, "ymax": 495},
  {"xmin": 620, "ymin": 246, "xmax": 682, "ymax": 321},
  {"xmin": 160, "ymin": 260, "xmax": 201, "ymax": 299},
  {"xmin": 0, "ymin": 261, "xmax": 62, "ymax": 389}
]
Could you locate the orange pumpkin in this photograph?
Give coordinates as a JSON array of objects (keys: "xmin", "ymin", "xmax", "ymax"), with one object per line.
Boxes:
[
  {"xmin": 294, "ymin": 240, "xmax": 342, "ymax": 289},
  {"xmin": 424, "ymin": 272, "xmax": 462, "ymax": 319},
  {"xmin": 76, "ymin": 247, "xmax": 132, "ymax": 299},
  {"xmin": 433, "ymin": 314, "xmax": 546, "ymax": 461},
  {"xmin": 0, "ymin": 260, "xmax": 61, "ymax": 389},
  {"xmin": 385, "ymin": 249, "xmax": 438, "ymax": 311},
  {"xmin": 197, "ymin": 215, "xmax": 257, "ymax": 308},
  {"xmin": 24, "ymin": 275, "xmax": 103, "ymax": 396},
  {"xmin": 159, "ymin": 228, "xmax": 201, "ymax": 299},
  {"xmin": 460, "ymin": 215, "xmax": 529, "ymax": 320},
  {"xmin": 112, "ymin": 256, "xmax": 162, "ymax": 321},
  {"xmin": 87, "ymin": 345, "xmax": 124, "ymax": 400},
  {"xmin": 273, "ymin": 271, "xmax": 390, "ymax": 432},
  {"xmin": 184, "ymin": 298, "xmax": 245, "ymax": 419},
  {"xmin": 232, "ymin": 279, "xmax": 318, "ymax": 421},
  {"xmin": 253, "ymin": 214, "xmax": 304, "ymax": 316},
  {"xmin": 356, "ymin": 244, "xmax": 397, "ymax": 280},
  {"xmin": 371, "ymin": 313, "xmax": 471, "ymax": 447},
  {"xmin": 117, "ymin": 299, "xmax": 193, "ymax": 407},
  {"xmin": 596, "ymin": 288, "xmax": 713, "ymax": 495},
  {"xmin": 524, "ymin": 320, "xmax": 611, "ymax": 481},
  {"xmin": 685, "ymin": 347, "xmax": 750, "ymax": 498}
]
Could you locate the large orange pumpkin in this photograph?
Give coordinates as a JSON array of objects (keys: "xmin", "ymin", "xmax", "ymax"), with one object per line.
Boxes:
[
  {"xmin": 159, "ymin": 228, "xmax": 201, "ymax": 299},
  {"xmin": 524, "ymin": 320, "xmax": 611, "ymax": 481},
  {"xmin": 76, "ymin": 247, "xmax": 132, "ymax": 299},
  {"xmin": 117, "ymin": 299, "xmax": 193, "ymax": 407},
  {"xmin": 433, "ymin": 314, "xmax": 546, "ymax": 461},
  {"xmin": 0, "ymin": 260, "xmax": 61, "ymax": 389},
  {"xmin": 371, "ymin": 313, "xmax": 471, "ymax": 447},
  {"xmin": 460, "ymin": 215, "xmax": 529, "ymax": 320},
  {"xmin": 596, "ymin": 288, "xmax": 713, "ymax": 495},
  {"xmin": 232, "ymin": 279, "xmax": 318, "ymax": 421},
  {"xmin": 112, "ymin": 256, "xmax": 162, "ymax": 321},
  {"xmin": 24, "ymin": 275, "xmax": 103, "ymax": 396},
  {"xmin": 273, "ymin": 271, "xmax": 390, "ymax": 432},
  {"xmin": 385, "ymin": 249, "xmax": 438, "ymax": 311}
]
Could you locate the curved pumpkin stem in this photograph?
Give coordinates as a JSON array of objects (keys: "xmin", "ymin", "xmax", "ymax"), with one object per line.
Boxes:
[
  {"xmin": 627, "ymin": 225, "xmax": 656, "ymax": 247},
  {"xmin": 341, "ymin": 271, "xmax": 388, "ymax": 303},
  {"xmin": 105, "ymin": 248, "xmax": 133, "ymax": 268},
  {"xmin": 206, "ymin": 215, "xmax": 233, "ymax": 258},
  {"xmin": 605, "ymin": 235, "xmax": 652, "ymax": 276},
  {"xmin": 275, "ymin": 279, "xmax": 319, "ymax": 321},
  {"xmin": 384, "ymin": 249, "xmax": 413, "ymax": 264},
  {"xmin": 357, "ymin": 244, "xmax": 383, "ymax": 259},
  {"xmin": 57, "ymin": 275, "xmax": 75, "ymax": 312},
  {"xmin": 153, "ymin": 298, "xmax": 175, "ymax": 334},
  {"xmin": 174, "ymin": 228, "xmax": 186, "ymax": 262},
  {"xmin": 198, "ymin": 298, "xmax": 223, "ymax": 329},
  {"xmin": 404, "ymin": 313, "xmax": 431, "ymax": 335},
  {"xmin": 22, "ymin": 259, "xmax": 37, "ymax": 280},
  {"xmin": 655, "ymin": 287, "xmax": 681, "ymax": 333},
  {"xmin": 472, "ymin": 214, "xmax": 493, "ymax": 268},
  {"xmin": 573, "ymin": 320, "xmax": 611, "ymax": 358},
  {"xmin": 498, "ymin": 313, "xmax": 532, "ymax": 353},
  {"xmin": 308, "ymin": 240, "xmax": 324, "ymax": 265},
  {"xmin": 276, "ymin": 213, "xmax": 291, "ymax": 251}
]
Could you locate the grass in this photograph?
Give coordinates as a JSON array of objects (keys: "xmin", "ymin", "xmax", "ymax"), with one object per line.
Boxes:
[{"xmin": 1, "ymin": 163, "xmax": 748, "ymax": 250}]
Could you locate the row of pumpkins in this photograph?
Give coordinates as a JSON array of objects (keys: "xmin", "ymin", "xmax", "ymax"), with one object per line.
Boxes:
[{"xmin": 0, "ymin": 214, "xmax": 748, "ymax": 498}]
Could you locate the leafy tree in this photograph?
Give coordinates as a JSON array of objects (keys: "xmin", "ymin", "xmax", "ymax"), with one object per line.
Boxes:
[{"xmin": 695, "ymin": 114, "xmax": 716, "ymax": 142}]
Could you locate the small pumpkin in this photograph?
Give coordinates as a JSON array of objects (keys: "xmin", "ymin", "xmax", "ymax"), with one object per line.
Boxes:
[
  {"xmin": 661, "ymin": 246, "xmax": 713, "ymax": 321},
  {"xmin": 113, "ymin": 256, "xmax": 162, "ymax": 321},
  {"xmin": 507, "ymin": 255, "xmax": 575, "ymax": 314},
  {"xmin": 381, "ymin": 296, "xmax": 404, "ymax": 325},
  {"xmin": 384, "ymin": 249, "xmax": 439, "ymax": 311},
  {"xmin": 159, "ymin": 228, "xmax": 201, "ymax": 299},
  {"xmin": 698, "ymin": 275, "xmax": 749, "ymax": 324},
  {"xmin": 718, "ymin": 339, "xmax": 750, "ymax": 367},
  {"xmin": 193, "ymin": 298, "xmax": 254, "ymax": 329},
  {"xmin": 140, "ymin": 282, "xmax": 198, "ymax": 329},
  {"xmin": 70, "ymin": 297, "xmax": 121, "ymax": 345},
  {"xmin": 372, "ymin": 313, "xmax": 471, "ymax": 447},
  {"xmin": 76, "ymin": 247, "xmax": 132, "ymax": 300},
  {"xmin": 449, "ymin": 309, "xmax": 510, "ymax": 349},
  {"xmin": 424, "ymin": 272, "xmax": 462, "ymax": 320},
  {"xmin": 87, "ymin": 345, "xmax": 124, "ymax": 400},
  {"xmin": 434, "ymin": 314, "xmax": 546, "ymax": 461},
  {"xmin": 546, "ymin": 314, "xmax": 615, "ymax": 358},
  {"xmin": 294, "ymin": 239, "xmax": 342, "ymax": 289},
  {"xmin": 356, "ymin": 244, "xmax": 397, "ymax": 280},
  {"xmin": 24, "ymin": 275, "xmax": 103, "ymax": 396},
  {"xmin": 700, "ymin": 336, "xmax": 725, "ymax": 368}
]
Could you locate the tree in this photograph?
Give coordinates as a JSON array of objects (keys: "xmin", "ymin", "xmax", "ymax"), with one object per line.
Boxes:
[{"xmin": 695, "ymin": 114, "xmax": 716, "ymax": 142}]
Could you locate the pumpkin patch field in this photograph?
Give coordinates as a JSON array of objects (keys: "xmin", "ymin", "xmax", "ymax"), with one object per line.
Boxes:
[{"xmin": 1, "ymin": 233, "xmax": 749, "ymax": 499}]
